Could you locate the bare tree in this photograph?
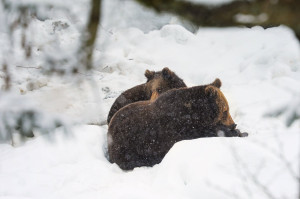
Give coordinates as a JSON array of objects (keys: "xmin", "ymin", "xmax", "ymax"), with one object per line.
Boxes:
[{"xmin": 79, "ymin": 0, "xmax": 102, "ymax": 71}]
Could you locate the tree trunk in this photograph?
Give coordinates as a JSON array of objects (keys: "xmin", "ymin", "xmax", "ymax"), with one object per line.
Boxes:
[{"xmin": 79, "ymin": 0, "xmax": 101, "ymax": 71}]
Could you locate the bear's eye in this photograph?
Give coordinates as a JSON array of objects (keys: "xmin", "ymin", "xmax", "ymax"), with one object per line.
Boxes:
[
  {"xmin": 157, "ymin": 88, "xmax": 162, "ymax": 93},
  {"xmin": 223, "ymin": 111, "xmax": 228, "ymax": 118}
]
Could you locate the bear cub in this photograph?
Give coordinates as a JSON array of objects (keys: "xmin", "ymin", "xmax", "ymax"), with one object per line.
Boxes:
[{"xmin": 107, "ymin": 67, "xmax": 186, "ymax": 124}]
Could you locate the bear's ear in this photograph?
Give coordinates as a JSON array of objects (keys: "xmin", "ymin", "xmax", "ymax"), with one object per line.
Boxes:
[
  {"xmin": 205, "ymin": 85, "xmax": 218, "ymax": 98},
  {"xmin": 210, "ymin": 78, "xmax": 222, "ymax": 88},
  {"xmin": 145, "ymin": 69, "xmax": 155, "ymax": 80},
  {"xmin": 162, "ymin": 67, "xmax": 173, "ymax": 80}
]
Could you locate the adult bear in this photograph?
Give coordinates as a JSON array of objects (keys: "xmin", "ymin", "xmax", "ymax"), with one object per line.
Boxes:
[
  {"xmin": 107, "ymin": 78, "xmax": 248, "ymax": 170},
  {"xmin": 107, "ymin": 67, "xmax": 186, "ymax": 124}
]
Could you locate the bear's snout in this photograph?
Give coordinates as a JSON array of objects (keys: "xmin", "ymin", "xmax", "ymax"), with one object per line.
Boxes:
[{"xmin": 230, "ymin": 123, "xmax": 237, "ymax": 130}]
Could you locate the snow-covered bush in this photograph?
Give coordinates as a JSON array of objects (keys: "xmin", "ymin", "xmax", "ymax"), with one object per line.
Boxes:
[
  {"xmin": 0, "ymin": 0, "xmax": 91, "ymax": 145},
  {"xmin": 0, "ymin": 93, "xmax": 69, "ymax": 145},
  {"xmin": 266, "ymin": 92, "xmax": 300, "ymax": 126},
  {"xmin": 0, "ymin": 0, "xmax": 97, "ymax": 77}
]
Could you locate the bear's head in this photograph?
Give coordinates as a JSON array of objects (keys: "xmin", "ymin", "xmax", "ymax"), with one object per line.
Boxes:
[
  {"xmin": 144, "ymin": 67, "xmax": 186, "ymax": 100},
  {"xmin": 205, "ymin": 79, "xmax": 236, "ymax": 129}
]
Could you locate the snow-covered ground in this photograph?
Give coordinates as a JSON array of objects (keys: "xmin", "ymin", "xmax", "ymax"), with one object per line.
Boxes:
[{"xmin": 1, "ymin": 0, "xmax": 300, "ymax": 198}]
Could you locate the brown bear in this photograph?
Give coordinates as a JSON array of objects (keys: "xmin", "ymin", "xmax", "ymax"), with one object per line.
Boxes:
[
  {"xmin": 107, "ymin": 67, "xmax": 186, "ymax": 124},
  {"xmin": 107, "ymin": 78, "xmax": 248, "ymax": 170}
]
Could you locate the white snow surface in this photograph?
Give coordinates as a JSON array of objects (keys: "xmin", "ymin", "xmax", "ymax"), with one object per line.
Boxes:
[{"xmin": 1, "ymin": 1, "xmax": 300, "ymax": 198}]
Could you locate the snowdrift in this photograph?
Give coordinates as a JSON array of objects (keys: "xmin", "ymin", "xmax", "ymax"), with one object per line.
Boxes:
[{"xmin": 0, "ymin": 7, "xmax": 299, "ymax": 198}]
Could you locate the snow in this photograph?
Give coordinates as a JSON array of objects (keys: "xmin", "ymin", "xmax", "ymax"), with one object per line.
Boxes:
[{"xmin": 1, "ymin": 0, "xmax": 300, "ymax": 198}]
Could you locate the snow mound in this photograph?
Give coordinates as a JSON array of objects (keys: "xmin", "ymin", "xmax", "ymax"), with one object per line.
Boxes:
[{"xmin": 0, "ymin": 125, "xmax": 298, "ymax": 198}]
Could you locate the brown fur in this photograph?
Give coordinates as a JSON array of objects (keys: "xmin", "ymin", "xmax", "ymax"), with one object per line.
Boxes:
[
  {"xmin": 107, "ymin": 78, "xmax": 247, "ymax": 170},
  {"xmin": 107, "ymin": 67, "xmax": 186, "ymax": 124}
]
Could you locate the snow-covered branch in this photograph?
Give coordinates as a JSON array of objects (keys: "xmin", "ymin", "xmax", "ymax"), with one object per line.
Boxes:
[{"xmin": 0, "ymin": 93, "xmax": 70, "ymax": 145}]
